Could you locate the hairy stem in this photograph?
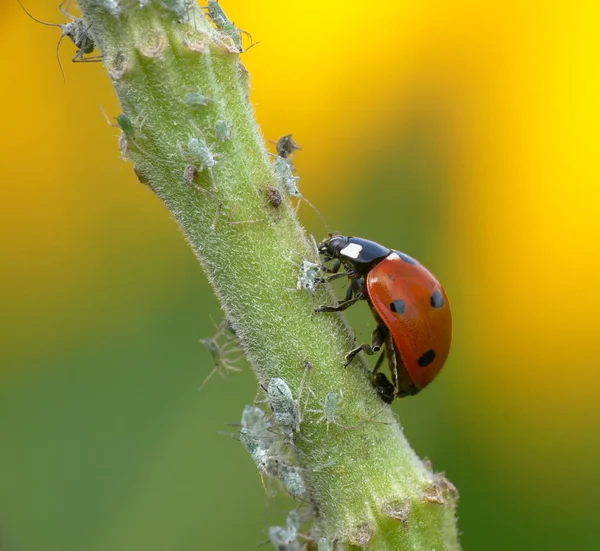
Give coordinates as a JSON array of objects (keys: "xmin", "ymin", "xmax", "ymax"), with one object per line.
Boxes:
[{"xmin": 73, "ymin": 1, "xmax": 460, "ymax": 549}]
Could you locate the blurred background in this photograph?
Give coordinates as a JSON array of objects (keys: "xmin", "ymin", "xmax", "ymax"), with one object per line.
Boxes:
[{"xmin": 2, "ymin": 1, "xmax": 599, "ymax": 549}]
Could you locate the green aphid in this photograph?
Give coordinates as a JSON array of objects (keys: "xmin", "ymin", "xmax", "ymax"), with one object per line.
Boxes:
[{"xmin": 116, "ymin": 114, "xmax": 135, "ymax": 139}]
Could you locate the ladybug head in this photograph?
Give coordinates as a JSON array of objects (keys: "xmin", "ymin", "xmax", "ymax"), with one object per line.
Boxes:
[{"xmin": 317, "ymin": 235, "xmax": 349, "ymax": 260}]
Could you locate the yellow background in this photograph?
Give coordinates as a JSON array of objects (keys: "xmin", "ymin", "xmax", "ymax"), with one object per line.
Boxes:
[{"xmin": 1, "ymin": 1, "xmax": 599, "ymax": 549}]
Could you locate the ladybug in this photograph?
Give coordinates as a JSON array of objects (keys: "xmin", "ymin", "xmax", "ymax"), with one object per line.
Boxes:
[{"xmin": 316, "ymin": 235, "xmax": 452, "ymax": 403}]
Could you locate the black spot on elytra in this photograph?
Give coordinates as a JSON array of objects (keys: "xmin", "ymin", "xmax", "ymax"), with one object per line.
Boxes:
[
  {"xmin": 430, "ymin": 290, "xmax": 445, "ymax": 309},
  {"xmin": 390, "ymin": 299, "xmax": 406, "ymax": 315},
  {"xmin": 418, "ymin": 349, "xmax": 436, "ymax": 367},
  {"xmin": 397, "ymin": 252, "xmax": 417, "ymax": 265}
]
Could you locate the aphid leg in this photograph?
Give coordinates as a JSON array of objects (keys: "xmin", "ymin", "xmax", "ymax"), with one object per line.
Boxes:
[
  {"xmin": 344, "ymin": 324, "xmax": 386, "ymax": 367},
  {"xmin": 58, "ymin": 0, "xmax": 72, "ymax": 18},
  {"xmin": 226, "ymin": 204, "xmax": 265, "ymax": 226},
  {"xmin": 72, "ymin": 52, "xmax": 102, "ymax": 63},
  {"xmin": 211, "ymin": 201, "xmax": 223, "ymax": 231}
]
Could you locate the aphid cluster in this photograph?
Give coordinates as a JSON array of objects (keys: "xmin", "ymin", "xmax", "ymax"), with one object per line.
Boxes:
[
  {"xmin": 238, "ymin": 404, "xmax": 305, "ymax": 499},
  {"xmin": 205, "ymin": 0, "xmax": 256, "ymax": 53},
  {"xmin": 269, "ymin": 510, "xmax": 302, "ymax": 551}
]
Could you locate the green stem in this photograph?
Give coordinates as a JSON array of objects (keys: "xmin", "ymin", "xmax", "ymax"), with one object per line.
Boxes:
[{"xmin": 74, "ymin": 1, "xmax": 460, "ymax": 549}]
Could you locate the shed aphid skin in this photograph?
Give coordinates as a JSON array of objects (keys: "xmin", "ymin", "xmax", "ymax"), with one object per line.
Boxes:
[
  {"xmin": 17, "ymin": 0, "xmax": 100, "ymax": 83},
  {"xmin": 205, "ymin": 0, "xmax": 257, "ymax": 53},
  {"xmin": 269, "ymin": 510, "xmax": 302, "ymax": 551},
  {"xmin": 198, "ymin": 318, "xmax": 242, "ymax": 390},
  {"xmin": 239, "ymin": 405, "xmax": 278, "ymax": 473}
]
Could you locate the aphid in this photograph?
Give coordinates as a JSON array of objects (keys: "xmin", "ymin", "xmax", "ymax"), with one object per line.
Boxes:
[
  {"xmin": 162, "ymin": 0, "xmax": 189, "ymax": 22},
  {"xmin": 266, "ymin": 362, "xmax": 310, "ymax": 440},
  {"xmin": 183, "ymin": 91, "xmax": 210, "ymax": 108},
  {"xmin": 296, "ymin": 259, "xmax": 320, "ymax": 292},
  {"xmin": 273, "ymin": 156, "xmax": 301, "ymax": 197},
  {"xmin": 275, "ymin": 134, "xmax": 301, "ymax": 160},
  {"xmin": 279, "ymin": 463, "xmax": 306, "ymax": 498},
  {"xmin": 318, "ymin": 538, "xmax": 333, "ymax": 551},
  {"xmin": 214, "ymin": 119, "xmax": 232, "ymax": 142},
  {"xmin": 199, "ymin": 318, "xmax": 242, "ymax": 389},
  {"xmin": 183, "ymin": 164, "xmax": 199, "ymax": 186},
  {"xmin": 188, "ymin": 136, "xmax": 217, "ymax": 188},
  {"xmin": 267, "ymin": 185, "xmax": 283, "ymax": 208},
  {"xmin": 206, "ymin": 0, "xmax": 256, "ymax": 53},
  {"xmin": 307, "ymin": 391, "xmax": 340, "ymax": 433},
  {"xmin": 316, "ymin": 235, "xmax": 453, "ymax": 403},
  {"xmin": 266, "ymin": 378, "xmax": 299, "ymax": 439},
  {"xmin": 116, "ymin": 113, "xmax": 135, "ymax": 139},
  {"xmin": 272, "ymin": 157, "xmax": 327, "ymax": 228},
  {"xmin": 17, "ymin": 0, "xmax": 100, "ymax": 82},
  {"xmin": 188, "ymin": 137, "xmax": 217, "ymax": 170}
]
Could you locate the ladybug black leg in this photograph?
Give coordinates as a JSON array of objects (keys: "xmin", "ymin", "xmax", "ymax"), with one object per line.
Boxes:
[
  {"xmin": 372, "ymin": 373, "xmax": 395, "ymax": 404},
  {"xmin": 321, "ymin": 271, "xmax": 352, "ymax": 283},
  {"xmin": 314, "ymin": 296, "xmax": 362, "ymax": 313},
  {"xmin": 321, "ymin": 258, "xmax": 342, "ymax": 274},
  {"xmin": 371, "ymin": 349, "xmax": 387, "ymax": 375},
  {"xmin": 343, "ymin": 325, "xmax": 386, "ymax": 367}
]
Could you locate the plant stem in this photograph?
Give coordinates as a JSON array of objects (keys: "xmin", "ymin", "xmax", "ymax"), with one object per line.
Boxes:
[{"xmin": 73, "ymin": 1, "xmax": 460, "ymax": 549}]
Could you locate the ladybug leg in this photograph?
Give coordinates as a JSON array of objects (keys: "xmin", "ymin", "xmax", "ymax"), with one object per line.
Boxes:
[
  {"xmin": 321, "ymin": 271, "xmax": 352, "ymax": 283},
  {"xmin": 320, "ymin": 258, "xmax": 342, "ymax": 274},
  {"xmin": 372, "ymin": 373, "xmax": 395, "ymax": 404},
  {"xmin": 371, "ymin": 349, "xmax": 387, "ymax": 375},
  {"xmin": 314, "ymin": 296, "xmax": 362, "ymax": 313},
  {"xmin": 343, "ymin": 324, "xmax": 386, "ymax": 367},
  {"xmin": 315, "ymin": 276, "xmax": 363, "ymax": 311}
]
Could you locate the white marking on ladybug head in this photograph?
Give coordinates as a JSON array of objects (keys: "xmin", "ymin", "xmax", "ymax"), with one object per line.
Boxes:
[
  {"xmin": 387, "ymin": 252, "xmax": 401, "ymax": 260},
  {"xmin": 340, "ymin": 243, "xmax": 362, "ymax": 259}
]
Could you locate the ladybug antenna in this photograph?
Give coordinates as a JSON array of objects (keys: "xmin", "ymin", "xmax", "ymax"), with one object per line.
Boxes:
[{"xmin": 17, "ymin": 0, "xmax": 62, "ymax": 28}]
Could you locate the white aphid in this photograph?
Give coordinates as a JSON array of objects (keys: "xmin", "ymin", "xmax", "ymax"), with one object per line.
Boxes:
[
  {"xmin": 279, "ymin": 463, "xmax": 306, "ymax": 498},
  {"xmin": 297, "ymin": 259, "xmax": 320, "ymax": 292},
  {"xmin": 273, "ymin": 156, "xmax": 301, "ymax": 197},
  {"xmin": 267, "ymin": 378, "xmax": 299, "ymax": 438}
]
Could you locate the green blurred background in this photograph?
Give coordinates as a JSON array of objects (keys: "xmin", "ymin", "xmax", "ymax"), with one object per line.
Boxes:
[{"xmin": 2, "ymin": 1, "xmax": 599, "ymax": 549}]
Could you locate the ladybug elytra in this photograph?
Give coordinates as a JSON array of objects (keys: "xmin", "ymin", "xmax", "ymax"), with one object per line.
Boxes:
[{"xmin": 316, "ymin": 236, "xmax": 452, "ymax": 403}]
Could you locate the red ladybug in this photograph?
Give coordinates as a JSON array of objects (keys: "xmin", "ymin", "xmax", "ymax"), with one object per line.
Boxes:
[{"xmin": 316, "ymin": 236, "xmax": 452, "ymax": 403}]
